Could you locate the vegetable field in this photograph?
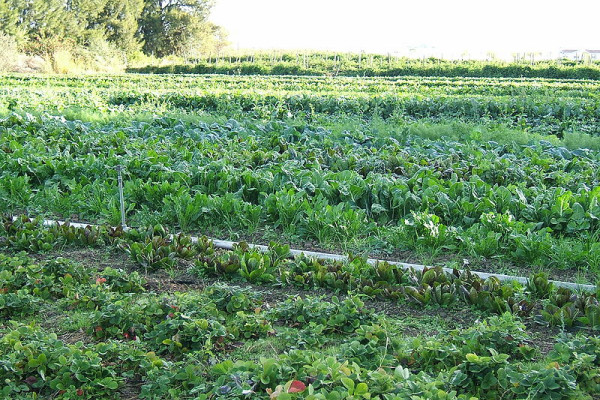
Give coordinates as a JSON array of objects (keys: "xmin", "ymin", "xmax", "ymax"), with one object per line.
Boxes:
[
  {"xmin": 1, "ymin": 72, "xmax": 600, "ymax": 399},
  {"xmin": 127, "ymin": 53, "xmax": 600, "ymax": 80}
]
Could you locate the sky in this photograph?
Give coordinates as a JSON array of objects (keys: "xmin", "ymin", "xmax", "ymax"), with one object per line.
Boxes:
[{"xmin": 210, "ymin": 0, "xmax": 600, "ymax": 58}]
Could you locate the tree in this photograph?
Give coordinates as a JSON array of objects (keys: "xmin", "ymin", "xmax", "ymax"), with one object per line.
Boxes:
[
  {"xmin": 98, "ymin": 0, "xmax": 144, "ymax": 54},
  {"xmin": 64, "ymin": 0, "xmax": 143, "ymax": 55},
  {"xmin": 0, "ymin": 0, "xmax": 225, "ymax": 60},
  {"xmin": 139, "ymin": 0, "xmax": 216, "ymax": 57},
  {"xmin": 0, "ymin": 32, "xmax": 18, "ymax": 71},
  {"xmin": 0, "ymin": 0, "xmax": 24, "ymax": 42},
  {"xmin": 14, "ymin": 0, "xmax": 82, "ymax": 55},
  {"xmin": 22, "ymin": 0, "xmax": 80, "ymax": 40},
  {"xmin": 180, "ymin": 22, "xmax": 227, "ymax": 58}
]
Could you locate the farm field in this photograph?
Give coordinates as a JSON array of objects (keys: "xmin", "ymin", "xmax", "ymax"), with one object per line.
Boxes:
[
  {"xmin": 1, "ymin": 72, "xmax": 600, "ymax": 399},
  {"xmin": 126, "ymin": 53, "xmax": 600, "ymax": 81}
]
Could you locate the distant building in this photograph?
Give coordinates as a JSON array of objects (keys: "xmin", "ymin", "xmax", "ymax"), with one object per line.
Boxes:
[
  {"xmin": 559, "ymin": 49, "xmax": 600, "ymax": 61},
  {"xmin": 584, "ymin": 50, "xmax": 600, "ymax": 61},
  {"xmin": 559, "ymin": 49, "xmax": 581, "ymax": 60}
]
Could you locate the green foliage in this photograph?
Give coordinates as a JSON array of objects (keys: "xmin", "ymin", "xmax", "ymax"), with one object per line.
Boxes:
[
  {"xmin": 146, "ymin": 314, "xmax": 229, "ymax": 355},
  {"xmin": 205, "ymin": 284, "xmax": 263, "ymax": 313},
  {"xmin": 130, "ymin": 53, "xmax": 600, "ymax": 80},
  {"xmin": 549, "ymin": 335, "xmax": 600, "ymax": 393},
  {"xmin": 271, "ymin": 295, "xmax": 373, "ymax": 339},
  {"xmin": 2, "ymin": 216, "xmax": 60, "ymax": 252},
  {"xmin": 0, "ymin": 324, "xmax": 121, "ymax": 398},
  {"xmin": 228, "ymin": 310, "xmax": 275, "ymax": 340},
  {"xmin": 139, "ymin": 0, "xmax": 217, "ymax": 57},
  {"xmin": 450, "ymin": 351, "xmax": 510, "ymax": 399},
  {"xmin": 4, "ymin": 60, "xmax": 600, "ymax": 400},
  {"xmin": 97, "ymin": 267, "xmax": 146, "ymax": 293},
  {"xmin": 527, "ymin": 272, "xmax": 554, "ymax": 299},
  {"xmin": 3, "ymin": 94, "xmax": 600, "ymax": 270},
  {"xmin": 0, "ymin": 289, "xmax": 41, "ymax": 317},
  {"xmin": 542, "ymin": 288, "xmax": 600, "ymax": 329},
  {"xmin": 0, "ymin": 253, "xmax": 98, "ymax": 317},
  {"xmin": 453, "ymin": 313, "xmax": 536, "ymax": 360},
  {"xmin": 498, "ymin": 364, "xmax": 578, "ymax": 399},
  {"xmin": 0, "ymin": 273, "xmax": 596, "ymax": 400},
  {"xmin": 122, "ymin": 228, "xmax": 196, "ymax": 271},
  {"xmin": 0, "ymin": 0, "xmax": 221, "ymax": 61}
]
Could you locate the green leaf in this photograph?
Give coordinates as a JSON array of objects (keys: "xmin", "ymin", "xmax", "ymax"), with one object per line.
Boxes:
[
  {"xmin": 341, "ymin": 377, "xmax": 354, "ymax": 394},
  {"xmin": 355, "ymin": 382, "xmax": 368, "ymax": 395}
]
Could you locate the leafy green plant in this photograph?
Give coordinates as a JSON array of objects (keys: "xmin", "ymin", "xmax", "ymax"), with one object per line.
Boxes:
[
  {"xmin": 123, "ymin": 236, "xmax": 177, "ymax": 271},
  {"xmin": 1, "ymin": 216, "xmax": 61, "ymax": 252},
  {"xmin": 450, "ymin": 350, "xmax": 510, "ymax": 399},
  {"xmin": 239, "ymin": 249, "xmax": 277, "ymax": 283},
  {"xmin": 146, "ymin": 315, "xmax": 229, "ymax": 355},
  {"xmin": 498, "ymin": 363, "xmax": 578, "ymax": 399},
  {"xmin": 271, "ymin": 295, "xmax": 372, "ymax": 335},
  {"xmin": 527, "ymin": 272, "xmax": 554, "ymax": 299},
  {"xmin": 97, "ymin": 267, "xmax": 146, "ymax": 293},
  {"xmin": 228, "ymin": 310, "xmax": 275, "ymax": 339},
  {"xmin": 205, "ymin": 284, "xmax": 263, "ymax": 314},
  {"xmin": 0, "ymin": 289, "xmax": 41, "ymax": 317},
  {"xmin": 0, "ymin": 323, "xmax": 121, "ymax": 399},
  {"xmin": 549, "ymin": 335, "xmax": 600, "ymax": 393}
]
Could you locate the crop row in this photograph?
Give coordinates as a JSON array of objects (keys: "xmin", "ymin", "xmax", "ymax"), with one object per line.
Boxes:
[
  {"xmin": 3, "ymin": 74, "xmax": 600, "ymax": 135},
  {"xmin": 126, "ymin": 54, "xmax": 600, "ymax": 80},
  {"xmin": 3, "ymin": 88, "xmax": 600, "ymax": 136},
  {"xmin": 1, "ymin": 224, "xmax": 600, "ymax": 399},
  {"xmin": 1, "ymin": 115, "xmax": 599, "ymax": 273},
  {"xmin": 3, "ymin": 90, "xmax": 600, "ymax": 137},
  {"xmin": 3, "ymin": 74, "xmax": 600, "ymax": 98},
  {"xmin": 2, "ymin": 216, "xmax": 599, "ymax": 329},
  {"xmin": 106, "ymin": 92, "xmax": 600, "ymax": 135}
]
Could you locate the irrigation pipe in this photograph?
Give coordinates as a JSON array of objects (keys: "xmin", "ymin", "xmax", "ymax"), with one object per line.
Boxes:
[{"xmin": 29, "ymin": 218, "xmax": 597, "ymax": 293}]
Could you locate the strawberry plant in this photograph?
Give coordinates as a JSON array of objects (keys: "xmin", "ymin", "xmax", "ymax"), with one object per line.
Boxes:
[
  {"xmin": 145, "ymin": 315, "xmax": 229, "ymax": 355},
  {"xmin": 450, "ymin": 351, "xmax": 510, "ymax": 399},
  {"xmin": 0, "ymin": 324, "xmax": 121, "ymax": 399},
  {"xmin": 96, "ymin": 267, "xmax": 146, "ymax": 293},
  {"xmin": 205, "ymin": 284, "xmax": 263, "ymax": 313},
  {"xmin": 498, "ymin": 363, "xmax": 578, "ymax": 399},
  {"xmin": 228, "ymin": 310, "xmax": 275, "ymax": 339},
  {"xmin": 271, "ymin": 295, "xmax": 372, "ymax": 335}
]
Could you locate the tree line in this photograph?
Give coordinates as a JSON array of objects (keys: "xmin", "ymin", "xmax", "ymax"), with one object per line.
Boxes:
[{"xmin": 0, "ymin": 0, "xmax": 226, "ymax": 59}]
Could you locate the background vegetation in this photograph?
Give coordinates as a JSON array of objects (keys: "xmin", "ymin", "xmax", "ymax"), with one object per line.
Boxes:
[
  {"xmin": 1, "ymin": 1, "xmax": 600, "ymax": 77},
  {"xmin": 130, "ymin": 53, "xmax": 600, "ymax": 80},
  {"xmin": 0, "ymin": 0, "xmax": 227, "ymax": 73}
]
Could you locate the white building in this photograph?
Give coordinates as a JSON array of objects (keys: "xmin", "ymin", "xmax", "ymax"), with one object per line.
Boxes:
[
  {"xmin": 584, "ymin": 50, "xmax": 600, "ymax": 61},
  {"xmin": 559, "ymin": 49, "xmax": 581, "ymax": 60},
  {"xmin": 559, "ymin": 49, "xmax": 600, "ymax": 61}
]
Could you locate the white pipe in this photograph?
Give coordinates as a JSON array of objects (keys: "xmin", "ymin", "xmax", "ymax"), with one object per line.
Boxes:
[{"xmin": 32, "ymin": 218, "xmax": 597, "ymax": 292}]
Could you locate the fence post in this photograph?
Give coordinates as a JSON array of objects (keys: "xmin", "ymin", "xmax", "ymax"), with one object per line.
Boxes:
[{"xmin": 116, "ymin": 165, "xmax": 127, "ymax": 229}]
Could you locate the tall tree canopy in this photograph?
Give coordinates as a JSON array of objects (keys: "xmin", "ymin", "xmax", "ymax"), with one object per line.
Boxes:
[
  {"xmin": 0, "ymin": 0, "xmax": 224, "ymax": 58},
  {"xmin": 139, "ymin": 0, "xmax": 215, "ymax": 57}
]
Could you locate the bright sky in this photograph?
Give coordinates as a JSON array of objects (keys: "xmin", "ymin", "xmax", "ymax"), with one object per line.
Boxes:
[{"xmin": 210, "ymin": 0, "xmax": 600, "ymax": 58}]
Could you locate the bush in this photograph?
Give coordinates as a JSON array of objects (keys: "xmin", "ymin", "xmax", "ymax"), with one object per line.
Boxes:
[{"xmin": 0, "ymin": 33, "xmax": 18, "ymax": 72}]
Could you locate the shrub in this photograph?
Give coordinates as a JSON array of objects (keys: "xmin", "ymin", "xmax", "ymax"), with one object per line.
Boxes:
[{"xmin": 0, "ymin": 33, "xmax": 18, "ymax": 72}]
